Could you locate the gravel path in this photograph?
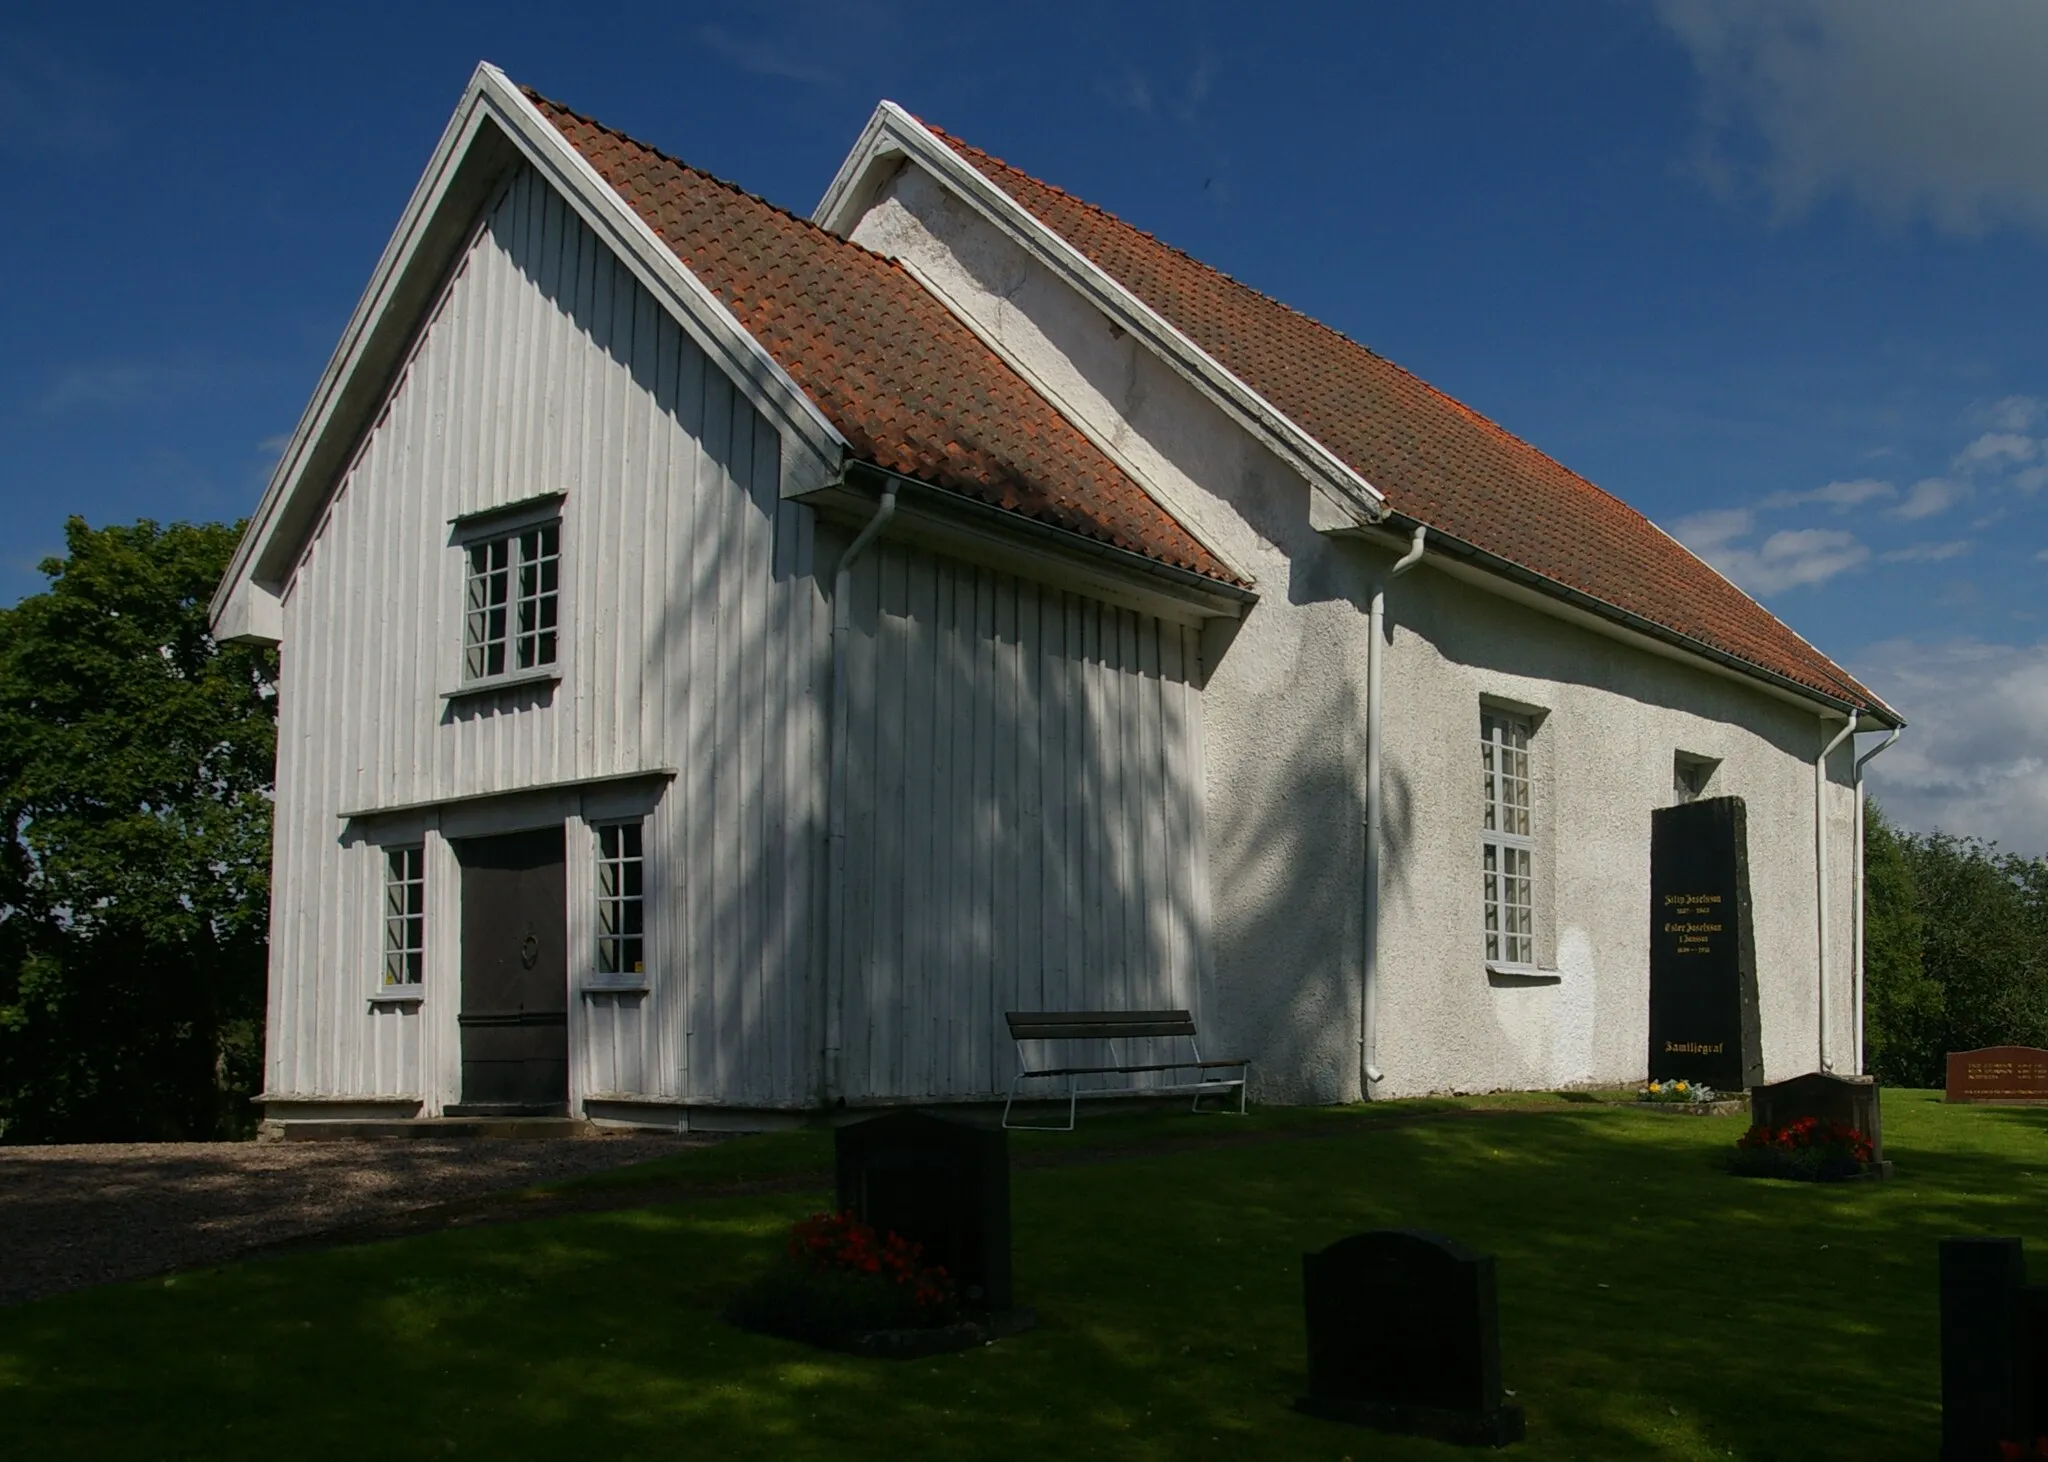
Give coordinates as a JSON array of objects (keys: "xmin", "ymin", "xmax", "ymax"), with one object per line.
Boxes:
[{"xmin": 0, "ymin": 1135, "xmax": 713, "ymax": 1308}]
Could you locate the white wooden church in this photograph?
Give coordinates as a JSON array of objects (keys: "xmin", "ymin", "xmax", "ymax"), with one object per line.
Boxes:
[{"xmin": 212, "ymin": 64, "xmax": 1903, "ymax": 1130}]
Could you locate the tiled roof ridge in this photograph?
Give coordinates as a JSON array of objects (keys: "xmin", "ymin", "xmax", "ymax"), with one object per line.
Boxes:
[
  {"xmin": 524, "ymin": 87, "xmax": 886, "ymax": 262},
  {"xmin": 926, "ymin": 123, "xmax": 1673, "ymax": 542}
]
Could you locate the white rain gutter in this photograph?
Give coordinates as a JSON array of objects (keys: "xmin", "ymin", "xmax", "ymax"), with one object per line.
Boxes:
[
  {"xmin": 820, "ymin": 484, "xmax": 898, "ymax": 1104},
  {"xmin": 1814, "ymin": 714, "xmax": 1856, "ymax": 1073},
  {"xmin": 1362, "ymin": 524, "xmax": 1428, "ymax": 1095},
  {"xmin": 1851, "ymin": 727, "xmax": 1902, "ymax": 1075}
]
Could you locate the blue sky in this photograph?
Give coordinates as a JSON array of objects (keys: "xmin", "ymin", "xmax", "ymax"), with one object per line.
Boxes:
[{"xmin": 2, "ymin": 2, "xmax": 2043, "ymax": 852}]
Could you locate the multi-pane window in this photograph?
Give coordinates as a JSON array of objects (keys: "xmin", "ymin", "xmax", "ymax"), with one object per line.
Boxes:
[
  {"xmin": 464, "ymin": 523, "xmax": 559, "ymax": 680},
  {"xmin": 383, "ymin": 845, "xmax": 426, "ymax": 989},
  {"xmin": 1481, "ymin": 711, "xmax": 1535, "ymax": 968},
  {"xmin": 595, "ymin": 821, "xmax": 645, "ymax": 980}
]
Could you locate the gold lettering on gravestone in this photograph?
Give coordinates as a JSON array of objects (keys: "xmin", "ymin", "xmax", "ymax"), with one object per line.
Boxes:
[
  {"xmin": 1661, "ymin": 892, "xmax": 1725, "ymax": 956},
  {"xmin": 1664, "ymin": 1041, "xmax": 1726, "ymax": 1056}
]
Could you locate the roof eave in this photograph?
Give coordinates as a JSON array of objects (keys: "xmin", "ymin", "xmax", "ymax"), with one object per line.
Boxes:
[{"xmin": 1333, "ymin": 516, "xmax": 1904, "ymax": 730}]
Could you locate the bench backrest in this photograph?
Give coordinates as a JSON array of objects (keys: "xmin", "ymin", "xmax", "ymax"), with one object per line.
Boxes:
[{"xmin": 1006, "ymin": 1010, "xmax": 1198, "ymax": 1042}]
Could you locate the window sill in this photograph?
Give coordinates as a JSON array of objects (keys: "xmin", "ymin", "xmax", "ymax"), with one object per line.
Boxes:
[
  {"xmin": 443, "ymin": 669, "xmax": 562, "ymax": 701},
  {"xmin": 582, "ymin": 981, "xmax": 649, "ymax": 996},
  {"xmin": 369, "ymin": 988, "xmax": 426, "ymax": 1005},
  {"xmin": 1485, "ymin": 964, "xmax": 1563, "ymax": 987}
]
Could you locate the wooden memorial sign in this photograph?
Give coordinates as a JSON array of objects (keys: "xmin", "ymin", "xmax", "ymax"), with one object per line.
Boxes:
[
  {"xmin": 1647, "ymin": 796, "xmax": 1762, "ymax": 1092},
  {"xmin": 1946, "ymin": 1047, "xmax": 2048, "ymax": 1105}
]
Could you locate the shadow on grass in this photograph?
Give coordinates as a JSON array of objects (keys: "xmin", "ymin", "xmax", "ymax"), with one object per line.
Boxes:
[{"xmin": 0, "ymin": 1092, "xmax": 2036, "ymax": 1460}]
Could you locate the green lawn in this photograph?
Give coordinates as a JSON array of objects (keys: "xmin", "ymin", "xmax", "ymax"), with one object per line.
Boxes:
[{"xmin": 3, "ymin": 1091, "xmax": 2041, "ymax": 1460}]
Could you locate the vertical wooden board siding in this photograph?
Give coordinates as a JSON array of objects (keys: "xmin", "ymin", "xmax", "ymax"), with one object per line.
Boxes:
[
  {"xmin": 266, "ymin": 164, "xmax": 823, "ymax": 1108},
  {"xmin": 835, "ymin": 542, "xmax": 1212, "ymax": 1102}
]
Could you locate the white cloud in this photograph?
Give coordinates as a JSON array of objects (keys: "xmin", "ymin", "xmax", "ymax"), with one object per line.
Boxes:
[
  {"xmin": 2036, "ymin": 548, "xmax": 2048, "ymax": 563},
  {"xmin": 1852, "ymin": 637, "xmax": 2048, "ymax": 855},
  {"xmin": 1761, "ymin": 477, "xmax": 1896, "ymax": 511},
  {"xmin": 1891, "ymin": 476, "xmax": 1965, "ymax": 521},
  {"xmin": 34, "ymin": 364, "xmax": 166, "ymax": 414},
  {"xmin": 696, "ymin": 25, "xmax": 839, "ymax": 85},
  {"xmin": 1673, "ymin": 506, "xmax": 1754, "ymax": 551},
  {"xmin": 1879, "ymin": 540, "xmax": 1972, "ymax": 564},
  {"xmin": 1956, "ymin": 432, "xmax": 2039, "ymax": 472},
  {"xmin": 1658, "ymin": 0, "xmax": 2048, "ymax": 236},
  {"xmin": 1983, "ymin": 396, "xmax": 2047, "ymax": 432},
  {"xmin": 1675, "ymin": 511, "xmax": 1869, "ymax": 595}
]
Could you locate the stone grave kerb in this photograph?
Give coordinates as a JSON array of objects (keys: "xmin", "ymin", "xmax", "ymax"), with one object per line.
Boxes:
[
  {"xmin": 1749, "ymin": 1070, "xmax": 1885, "ymax": 1164},
  {"xmin": 833, "ymin": 1109, "xmax": 1011, "ymax": 1312}
]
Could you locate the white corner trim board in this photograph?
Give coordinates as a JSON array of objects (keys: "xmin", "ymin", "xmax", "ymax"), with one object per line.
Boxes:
[
  {"xmin": 211, "ymin": 61, "xmax": 849, "ymax": 645},
  {"xmin": 813, "ymin": 101, "xmax": 1386, "ymax": 533}
]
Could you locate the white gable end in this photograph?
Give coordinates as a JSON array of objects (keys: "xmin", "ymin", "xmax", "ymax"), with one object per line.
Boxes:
[{"xmin": 267, "ymin": 161, "xmax": 830, "ymax": 1109}]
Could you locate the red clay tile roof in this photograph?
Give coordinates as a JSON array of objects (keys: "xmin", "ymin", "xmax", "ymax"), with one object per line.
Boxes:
[
  {"xmin": 931, "ymin": 127, "xmax": 1894, "ymax": 718},
  {"xmin": 525, "ymin": 93, "xmax": 1240, "ymax": 588}
]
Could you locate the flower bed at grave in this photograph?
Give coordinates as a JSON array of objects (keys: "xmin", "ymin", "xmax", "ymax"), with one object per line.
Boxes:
[
  {"xmin": 725, "ymin": 1210, "xmax": 1013, "ymax": 1358},
  {"xmin": 1727, "ymin": 1116, "xmax": 1877, "ymax": 1181},
  {"xmin": 1638, "ymin": 1080, "xmax": 1718, "ymax": 1104}
]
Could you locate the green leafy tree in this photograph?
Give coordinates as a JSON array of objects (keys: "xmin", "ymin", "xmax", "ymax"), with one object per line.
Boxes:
[
  {"xmin": 0, "ymin": 518, "xmax": 276, "ymax": 1141},
  {"xmin": 1862, "ymin": 798, "xmax": 2048, "ymax": 1088},
  {"xmin": 1860, "ymin": 800, "xmax": 1936, "ymax": 1085}
]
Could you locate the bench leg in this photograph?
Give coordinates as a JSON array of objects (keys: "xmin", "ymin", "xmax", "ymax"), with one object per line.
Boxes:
[
  {"xmin": 1003, "ymin": 1072, "xmax": 1081, "ymax": 1132},
  {"xmin": 1190, "ymin": 1068, "xmax": 1250, "ymax": 1117}
]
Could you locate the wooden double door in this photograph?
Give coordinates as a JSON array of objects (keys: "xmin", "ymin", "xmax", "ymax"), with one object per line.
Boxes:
[{"xmin": 451, "ymin": 827, "xmax": 568, "ymax": 1116}]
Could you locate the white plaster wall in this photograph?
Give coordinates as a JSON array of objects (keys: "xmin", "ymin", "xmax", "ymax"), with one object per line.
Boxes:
[
  {"xmin": 1368, "ymin": 555, "xmax": 1861, "ymax": 1098},
  {"xmin": 843, "ymin": 160, "xmax": 1865, "ymax": 1102},
  {"xmin": 850, "ymin": 162, "xmax": 1381, "ymax": 1104}
]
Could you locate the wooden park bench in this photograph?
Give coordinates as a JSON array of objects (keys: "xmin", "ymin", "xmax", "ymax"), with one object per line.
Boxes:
[{"xmin": 1002, "ymin": 1009, "xmax": 1250, "ymax": 1131}]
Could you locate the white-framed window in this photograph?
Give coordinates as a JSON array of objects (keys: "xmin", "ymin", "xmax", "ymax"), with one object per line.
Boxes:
[
  {"xmin": 464, "ymin": 522, "xmax": 559, "ymax": 681},
  {"xmin": 382, "ymin": 845, "xmax": 426, "ymax": 990},
  {"xmin": 1481, "ymin": 710, "xmax": 1535, "ymax": 968},
  {"xmin": 593, "ymin": 820, "xmax": 646, "ymax": 982}
]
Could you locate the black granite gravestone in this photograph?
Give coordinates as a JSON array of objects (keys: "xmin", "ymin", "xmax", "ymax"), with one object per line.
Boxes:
[
  {"xmin": 1940, "ymin": 1236, "xmax": 2048, "ymax": 1460},
  {"xmin": 1294, "ymin": 1229, "xmax": 1524, "ymax": 1447},
  {"xmin": 1648, "ymin": 795, "xmax": 1762, "ymax": 1092},
  {"xmin": 1750, "ymin": 1070, "xmax": 1888, "ymax": 1168},
  {"xmin": 835, "ymin": 1110, "xmax": 1011, "ymax": 1311}
]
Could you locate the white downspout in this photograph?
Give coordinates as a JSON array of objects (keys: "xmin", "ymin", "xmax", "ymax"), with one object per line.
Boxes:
[
  {"xmin": 1814, "ymin": 713, "xmax": 1855, "ymax": 1073},
  {"xmin": 1363, "ymin": 524, "xmax": 1427, "ymax": 1095},
  {"xmin": 1851, "ymin": 727, "xmax": 1902, "ymax": 1075},
  {"xmin": 820, "ymin": 484, "xmax": 897, "ymax": 1105}
]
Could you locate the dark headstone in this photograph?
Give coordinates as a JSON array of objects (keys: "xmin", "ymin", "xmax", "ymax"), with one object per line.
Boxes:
[
  {"xmin": 1939, "ymin": 1237, "xmax": 2048, "ymax": 1460},
  {"xmin": 1947, "ymin": 1047, "xmax": 2048, "ymax": 1105},
  {"xmin": 1294, "ymin": 1229, "xmax": 1525, "ymax": 1447},
  {"xmin": 1749, "ymin": 1070, "xmax": 1886, "ymax": 1165},
  {"xmin": 834, "ymin": 1111, "xmax": 1011, "ymax": 1311},
  {"xmin": 1648, "ymin": 796, "xmax": 1762, "ymax": 1092}
]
